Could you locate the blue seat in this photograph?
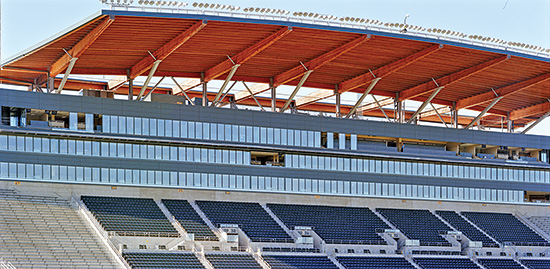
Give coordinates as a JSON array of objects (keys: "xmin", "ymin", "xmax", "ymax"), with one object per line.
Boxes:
[
  {"xmin": 196, "ymin": 201, "xmax": 293, "ymax": 243},
  {"xmin": 377, "ymin": 208, "xmax": 452, "ymax": 246},
  {"xmin": 267, "ymin": 203, "xmax": 389, "ymax": 245},
  {"xmin": 461, "ymin": 211, "xmax": 550, "ymax": 246},
  {"xmin": 337, "ymin": 256, "xmax": 415, "ymax": 269},
  {"xmin": 263, "ymin": 255, "xmax": 338, "ymax": 269},
  {"xmin": 81, "ymin": 196, "xmax": 179, "ymax": 237},
  {"xmin": 436, "ymin": 210, "xmax": 499, "ymax": 248}
]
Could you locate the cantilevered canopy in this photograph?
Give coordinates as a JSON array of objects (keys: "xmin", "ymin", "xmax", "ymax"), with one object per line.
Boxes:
[{"xmin": 1, "ymin": 9, "xmax": 549, "ymax": 128}]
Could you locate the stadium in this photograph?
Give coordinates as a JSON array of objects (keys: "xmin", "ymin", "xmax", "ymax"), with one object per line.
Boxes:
[{"xmin": 1, "ymin": 1, "xmax": 550, "ymax": 268}]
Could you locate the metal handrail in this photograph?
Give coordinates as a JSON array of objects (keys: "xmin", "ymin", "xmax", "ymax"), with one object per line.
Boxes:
[{"xmin": 0, "ymin": 258, "xmax": 16, "ymax": 269}]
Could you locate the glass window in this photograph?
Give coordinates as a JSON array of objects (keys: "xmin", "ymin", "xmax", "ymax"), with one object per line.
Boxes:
[
  {"xmin": 274, "ymin": 128, "xmax": 281, "ymax": 145},
  {"xmin": 150, "ymin": 119, "xmax": 157, "ymax": 136},
  {"xmin": 295, "ymin": 130, "xmax": 301, "ymax": 147},
  {"xmin": 118, "ymin": 116, "xmax": 126, "ymax": 134},
  {"xmin": 102, "ymin": 115, "xmax": 111, "ymax": 132},
  {"xmin": 33, "ymin": 137, "xmax": 41, "ymax": 152},
  {"xmin": 253, "ymin": 127, "xmax": 260, "ymax": 143},
  {"xmin": 134, "ymin": 117, "xmax": 142, "ymax": 135},
  {"xmin": 209, "ymin": 123, "xmax": 217, "ymax": 140},
  {"xmin": 203, "ymin": 122, "xmax": 210, "ymax": 140},
  {"xmin": 195, "ymin": 122, "xmax": 202, "ymax": 139},
  {"xmin": 110, "ymin": 116, "xmax": 118, "ymax": 134},
  {"xmin": 281, "ymin": 129, "xmax": 287, "ymax": 145},
  {"xmin": 232, "ymin": 125, "xmax": 239, "ymax": 142},
  {"xmin": 25, "ymin": 137, "xmax": 33, "ymax": 152},
  {"xmin": 225, "ymin": 124, "xmax": 232, "ymax": 142},
  {"xmin": 164, "ymin": 119, "xmax": 173, "ymax": 137},
  {"xmin": 260, "ymin": 127, "xmax": 267, "ymax": 144},
  {"xmin": 180, "ymin": 121, "xmax": 187, "ymax": 138},
  {"xmin": 187, "ymin": 122, "xmax": 195, "ymax": 139},
  {"xmin": 158, "ymin": 119, "xmax": 165, "ymax": 137},
  {"xmin": 217, "ymin": 123, "xmax": 224, "ymax": 141},
  {"xmin": 126, "ymin": 117, "xmax": 134, "ymax": 135},
  {"xmin": 142, "ymin": 118, "xmax": 150, "ymax": 136},
  {"xmin": 239, "ymin": 126, "xmax": 246, "ymax": 142},
  {"xmin": 172, "ymin": 120, "xmax": 179, "ymax": 137}
]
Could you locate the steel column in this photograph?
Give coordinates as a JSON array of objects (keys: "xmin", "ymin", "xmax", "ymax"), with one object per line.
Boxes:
[
  {"xmin": 242, "ymin": 81, "xmax": 266, "ymax": 111},
  {"xmin": 465, "ymin": 96, "xmax": 503, "ymax": 129},
  {"xmin": 201, "ymin": 72, "xmax": 207, "ymax": 106},
  {"xmin": 142, "ymin": 76, "xmax": 166, "ymax": 101},
  {"xmin": 280, "ymin": 70, "xmax": 314, "ymax": 112},
  {"xmin": 270, "ymin": 77, "xmax": 276, "ymax": 112},
  {"xmin": 170, "ymin": 77, "xmax": 195, "ymax": 105},
  {"xmin": 54, "ymin": 57, "xmax": 78, "ymax": 94},
  {"xmin": 211, "ymin": 64, "xmax": 240, "ymax": 106},
  {"xmin": 345, "ymin": 78, "xmax": 382, "ymax": 118},
  {"xmin": 335, "ymin": 85, "xmax": 341, "ymax": 117},
  {"xmin": 521, "ymin": 110, "xmax": 550, "ymax": 134},
  {"xmin": 407, "ymin": 86, "xmax": 444, "ymax": 123},
  {"xmin": 136, "ymin": 59, "xmax": 161, "ymax": 100}
]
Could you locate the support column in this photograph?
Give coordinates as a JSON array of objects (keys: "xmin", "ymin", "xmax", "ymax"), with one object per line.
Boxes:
[
  {"xmin": 201, "ymin": 72, "xmax": 207, "ymax": 106},
  {"xmin": 451, "ymin": 102, "xmax": 458, "ymax": 128},
  {"xmin": 335, "ymin": 85, "xmax": 341, "ymax": 117},
  {"xmin": 127, "ymin": 70, "xmax": 133, "ymax": 101},
  {"xmin": 270, "ymin": 77, "xmax": 276, "ymax": 112},
  {"xmin": 46, "ymin": 73, "xmax": 54, "ymax": 93},
  {"xmin": 507, "ymin": 113, "xmax": 513, "ymax": 133},
  {"xmin": 395, "ymin": 92, "xmax": 404, "ymax": 123}
]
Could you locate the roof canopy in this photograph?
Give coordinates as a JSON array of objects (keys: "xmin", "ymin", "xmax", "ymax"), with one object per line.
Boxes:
[{"xmin": 1, "ymin": 9, "xmax": 550, "ymax": 128}]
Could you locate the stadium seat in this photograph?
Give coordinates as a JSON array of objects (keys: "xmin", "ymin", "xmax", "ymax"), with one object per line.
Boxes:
[
  {"xmin": 436, "ymin": 210, "xmax": 500, "ymax": 247},
  {"xmin": 520, "ymin": 259, "xmax": 550, "ymax": 269},
  {"xmin": 263, "ymin": 255, "xmax": 339, "ymax": 269},
  {"xmin": 196, "ymin": 201, "xmax": 293, "ymax": 243},
  {"xmin": 162, "ymin": 199, "xmax": 218, "ymax": 241},
  {"xmin": 377, "ymin": 208, "xmax": 452, "ymax": 246},
  {"xmin": 123, "ymin": 252, "xmax": 205, "ymax": 269},
  {"xmin": 478, "ymin": 258, "xmax": 524, "ymax": 269},
  {"xmin": 0, "ymin": 190, "xmax": 118, "ymax": 268},
  {"xmin": 81, "ymin": 196, "xmax": 179, "ymax": 237},
  {"xmin": 267, "ymin": 203, "xmax": 389, "ymax": 245},
  {"xmin": 413, "ymin": 257, "xmax": 481, "ymax": 269},
  {"xmin": 337, "ymin": 256, "xmax": 416, "ymax": 269},
  {"xmin": 205, "ymin": 253, "xmax": 263, "ymax": 269},
  {"xmin": 461, "ymin": 211, "xmax": 549, "ymax": 246}
]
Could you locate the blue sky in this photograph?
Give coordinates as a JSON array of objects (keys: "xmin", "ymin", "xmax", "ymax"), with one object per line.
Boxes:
[{"xmin": 1, "ymin": 0, "xmax": 549, "ymax": 134}]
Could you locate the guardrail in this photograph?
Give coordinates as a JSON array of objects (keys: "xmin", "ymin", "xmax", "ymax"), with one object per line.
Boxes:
[
  {"xmin": 0, "ymin": 258, "xmax": 16, "ymax": 269},
  {"xmin": 71, "ymin": 196, "xmax": 131, "ymax": 269}
]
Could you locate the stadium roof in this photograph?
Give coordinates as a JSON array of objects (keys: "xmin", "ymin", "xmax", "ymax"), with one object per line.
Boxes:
[{"xmin": 1, "ymin": 7, "xmax": 550, "ymax": 129}]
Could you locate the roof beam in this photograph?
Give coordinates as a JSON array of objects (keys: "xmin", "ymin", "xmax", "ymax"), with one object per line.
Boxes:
[
  {"xmin": 465, "ymin": 96, "xmax": 503, "ymax": 129},
  {"xmin": 296, "ymin": 44, "xmax": 442, "ymax": 107},
  {"xmin": 50, "ymin": 18, "xmax": 114, "ymax": 77},
  {"xmin": 510, "ymin": 101, "xmax": 550, "ymax": 121},
  {"xmin": 129, "ymin": 20, "xmax": 206, "ymax": 79},
  {"xmin": 399, "ymin": 55, "xmax": 510, "ymax": 101},
  {"xmin": 204, "ymin": 27, "xmax": 292, "ymax": 82},
  {"xmin": 235, "ymin": 34, "xmax": 369, "ymax": 102},
  {"xmin": 456, "ymin": 72, "xmax": 550, "ymax": 110}
]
